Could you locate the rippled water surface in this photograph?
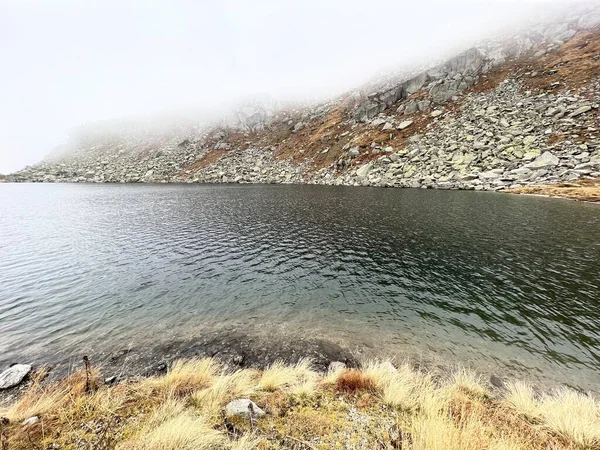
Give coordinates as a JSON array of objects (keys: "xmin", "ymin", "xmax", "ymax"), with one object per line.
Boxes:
[{"xmin": 1, "ymin": 183, "xmax": 599, "ymax": 389}]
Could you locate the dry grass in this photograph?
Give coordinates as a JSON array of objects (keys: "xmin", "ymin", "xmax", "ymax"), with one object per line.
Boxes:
[
  {"xmin": 258, "ymin": 358, "xmax": 315, "ymax": 391},
  {"xmin": 118, "ymin": 412, "xmax": 225, "ymax": 450},
  {"xmin": 143, "ymin": 358, "xmax": 220, "ymax": 396},
  {"xmin": 449, "ymin": 368, "xmax": 489, "ymax": 399},
  {"xmin": 191, "ymin": 369, "xmax": 258, "ymax": 422},
  {"xmin": 504, "ymin": 380, "xmax": 540, "ymax": 419},
  {"xmin": 1, "ymin": 358, "xmax": 598, "ymax": 450},
  {"xmin": 334, "ymin": 369, "xmax": 375, "ymax": 395},
  {"xmin": 539, "ymin": 388, "xmax": 600, "ymax": 448},
  {"xmin": 507, "ymin": 181, "xmax": 600, "ymax": 203}
]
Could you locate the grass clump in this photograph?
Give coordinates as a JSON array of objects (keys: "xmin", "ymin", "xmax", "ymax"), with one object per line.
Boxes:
[
  {"xmin": 539, "ymin": 387, "xmax": 600, "ymax": 448},
  {"xmin": 143, "ymin": 358, "xmax": 220, "ymax": 396}
]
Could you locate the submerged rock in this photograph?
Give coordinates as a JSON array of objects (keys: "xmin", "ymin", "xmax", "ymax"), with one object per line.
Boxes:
[{"xmin": 0, "ymin": 364, "xmax": 31, "ymax": 389}]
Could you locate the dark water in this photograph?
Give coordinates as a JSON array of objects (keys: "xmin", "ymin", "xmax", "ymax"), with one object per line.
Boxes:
[{"xmin": 1, "ymin": 183, "xmax": 599, "ymax": 389}]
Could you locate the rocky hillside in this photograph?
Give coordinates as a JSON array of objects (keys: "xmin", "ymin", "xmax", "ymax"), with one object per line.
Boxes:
[{"xmin": 8, "ymin": 4, "xmax": 600, "ymax": 199}]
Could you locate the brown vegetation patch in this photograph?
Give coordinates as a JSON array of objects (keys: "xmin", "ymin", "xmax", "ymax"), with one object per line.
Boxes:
[
  {"xmin": 350, "ymin": 109, "xmax": 437, "ymax": 169},
  {"xmin": 334, "ymin": 369, "xmax": 375, "ymax": 395},
  {"xmin": 181, "ymin": 149, "xmax": 228, "ymax": 173},
  {"xmin": 465, "ymin": 26, "xmax": 600, "ymax": 96},
  {"xmin": 273, "ymin": 106, "xmax": 353, "ymax": 169},
  {"xmin": 507, "ymin": 178, "xmax": 600, "ymax": 202},
  {"xmin": 523, "ymin": 25, "xmax": 600, "ymax": 92}
]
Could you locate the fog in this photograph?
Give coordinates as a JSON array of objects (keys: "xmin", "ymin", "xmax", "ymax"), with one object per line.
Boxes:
[{"xmin": 0, "ymin": 0, "xmax": 577, "ymax": 173}]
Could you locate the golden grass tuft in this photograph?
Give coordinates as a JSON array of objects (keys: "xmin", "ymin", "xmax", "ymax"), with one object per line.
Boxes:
[
  {"xmin": 118, "ymin": 412, "xmax": 225, "ymax": 450},
  {"xmin": 361, "ymin": 360, "xmax": 398, "ymax": 390},
  {"xmin": 143, "ymin": 358, "xmax": 220, "ymax": 396},
  {"xmin": 191, "ymin": 369, "xmax": 258, "ymax": 422},
  {"xmin": 539, "ymin": 387, "xmax": 600, "ymax": 448},
  {"xmin": 289, "ymin": 378, "xmax": 320, "ymax": 400},
  {"xmin": 381, "ymin": 364, "xmax": 438, "ymax": 414},
  {"xmin": 410, "ymin": 412, "xmax": 490, "ymax": 450},
  {"xmin": 503, "ymin": 380, "xmax": 540, "ymax": 419},
  {"xmin": 448, "ymin": 368, "xmax": 489, "ymax": 399},
  {"xmin": 3, "ymin": 367, "xmax": 99, "ymax": 422},
  {"xmin": 258, "ymin": 358, "xmax": 315, "ymax": 391}
]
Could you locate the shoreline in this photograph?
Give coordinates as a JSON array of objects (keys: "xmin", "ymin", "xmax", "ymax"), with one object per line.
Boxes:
[
  {"xmin": 2, "ymin": 179, "xmax": 600, "ymax": 204},
  {"xmin": 3, "ymin": 324, "xmax": 598, "ymax": 407}
]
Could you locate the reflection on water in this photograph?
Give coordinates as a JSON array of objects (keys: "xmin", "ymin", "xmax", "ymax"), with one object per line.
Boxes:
[{"xmin": 0, "ymin": 183, "xmax": 599, "ymax": 390}]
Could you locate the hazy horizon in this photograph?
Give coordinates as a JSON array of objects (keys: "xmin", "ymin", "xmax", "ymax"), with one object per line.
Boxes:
[{"xmin": 0, "ymin": 0, "xmax": 578, "ymax": 173}]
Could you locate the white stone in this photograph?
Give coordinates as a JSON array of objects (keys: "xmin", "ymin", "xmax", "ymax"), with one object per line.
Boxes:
[
  {"xmin": 397, "ymin": 120, "xmax": 414, "ymax": 130},
  {"xmin": 22, "ymin": 416, "xmax": 39, "ymax": 426},
  {"xmin": 0, "ymin": 364, "xmax": 32, "ymax": 389},
  {"xmin": 356, "ymin": 162, "xmax": 373, "ymax": 178},
  {"xmin": 328, "ymin": 361, "xmax": 346, "ymax": 372},
  {"xmin": 225, "ymin": 399, "xmax": 265, "ymax": 418}
]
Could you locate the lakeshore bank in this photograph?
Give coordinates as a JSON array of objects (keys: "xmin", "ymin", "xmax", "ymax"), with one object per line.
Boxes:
[{"xmin": 1, "ymin": 356, "xmax": 599, "ymax": 450}]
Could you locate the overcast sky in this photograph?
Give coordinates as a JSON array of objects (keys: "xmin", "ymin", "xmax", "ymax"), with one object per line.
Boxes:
[{"xmin": 0, "ymin": 0, "xmax": 576, "ymax": 173}]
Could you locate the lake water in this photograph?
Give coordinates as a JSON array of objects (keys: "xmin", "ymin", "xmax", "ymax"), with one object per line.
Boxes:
[{"xmin": 1, "ymin": 183, "xmax": 599, "ymax": 390}]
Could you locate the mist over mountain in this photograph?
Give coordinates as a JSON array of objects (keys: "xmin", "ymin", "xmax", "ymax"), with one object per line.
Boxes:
[{"xmin": 0, "ymin": 0, "xmax": 579, "ymax": 173}]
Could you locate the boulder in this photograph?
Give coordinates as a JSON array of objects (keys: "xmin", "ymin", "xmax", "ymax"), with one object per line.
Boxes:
[
  {"xmin": 356, "ymin": 162, "xmax": 373, "ymax": 178},
  {"xmin": 225, "ymin": 399, "xmax": 265, "ymax": 418},
  {"xmin": 0, "ymin": 364, "xmax": 32, "ymax": 389},
  {"xmin": 404, "ymin": 101, "xmax": 419, "ymax": 115},
  {"xmin": 524, "ymin": 151, "xmax": 559, "ymax": 169}
]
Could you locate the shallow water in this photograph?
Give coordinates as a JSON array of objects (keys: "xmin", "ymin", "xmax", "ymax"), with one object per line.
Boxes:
[{"xmin": 1, "ymin": 183, "xmax": 599, "ymax": 389}]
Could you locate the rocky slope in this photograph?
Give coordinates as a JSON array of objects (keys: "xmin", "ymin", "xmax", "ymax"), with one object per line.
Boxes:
[{"xmin": 8, "ymin": 3, "xmax": 600, "ymax": 199}]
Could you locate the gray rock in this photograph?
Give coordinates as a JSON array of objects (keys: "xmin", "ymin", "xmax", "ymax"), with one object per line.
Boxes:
[
  {"xmin": 404, "ymin": 101, "xmax": 418, "ymax": 115},
  {"xmin": 349, "ymin": 147, "xmax": 360, "ymax": 158},
  {"xmin": 328, "ymin": 361, "xmax": 346, "ymax": 372},
  {"xmin": 293, "ymin": 122, "xmax": 306, "ymax": 132},
  {"xmin": 0, "ymin": 364, "xmax": 31, "ymax": 389},
  {"xmin": 225, "ymin": 399, "xmax": 265, "ymax": 418},
  {"xmin": 479, "ymin": 169, "xmax": 504, "ymax": 180},
  {"xmin": 397, "ymin": 120, "xmax": 414, "ymax": 130},
  {"xmin": 568, "ymin": 105, "xmax": 592, "ymax": 118},
  {"xmin": 356, "ymin": 162, "xmax": 373, "ymax": 178},
  {"xmin": 431, "ymin": 110, "xmax": 443, "ymax": 118},
  {"xmin": 524, "ymin": 151, "xmax": 560, "ymax": 169}
]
